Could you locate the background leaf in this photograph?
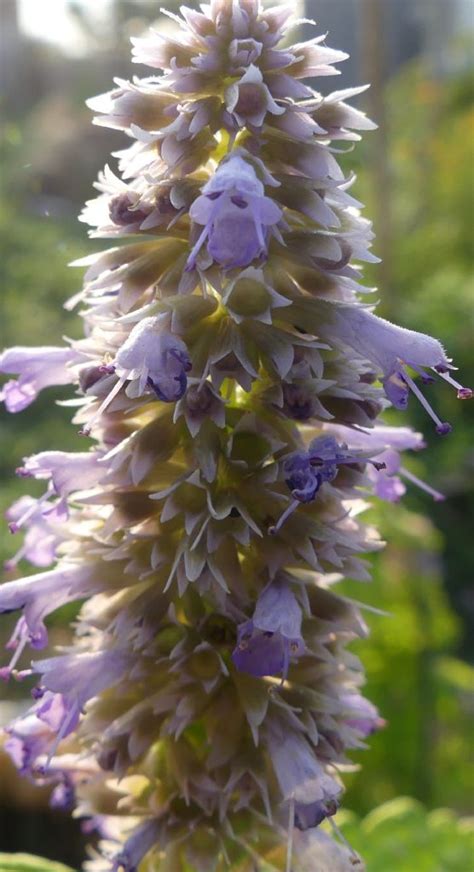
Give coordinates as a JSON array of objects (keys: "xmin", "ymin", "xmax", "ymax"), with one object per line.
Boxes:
[{"xmin": 0, "ymin": 854, "xmax": 75, "ymax": 872}]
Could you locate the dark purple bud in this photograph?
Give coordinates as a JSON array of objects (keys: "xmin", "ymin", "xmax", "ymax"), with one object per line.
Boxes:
[
  {"xmin": 282, "ymin": 383, "xmax": 314, "ymax": 421},
  {"xmin": 109, "ymin": 193, "xmax": 151, "ymax": 227},
  {"xmin": 294, "ymin": 797, "xmax": 339, "ymax": 831},
  {"xmin": 283, "ymin": 452, "xmax": 321, "ymax": 503}
]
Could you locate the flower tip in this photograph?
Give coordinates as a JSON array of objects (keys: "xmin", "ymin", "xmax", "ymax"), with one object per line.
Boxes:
[
  {"xmin": 0, "ymin": 667, "xmax": 12, "ymax": 682},
  {"xmin": 457, "ymin": 387, "xmax": 473, "ymax": 400},
  {"xmin": 79, "ymin": 426, "xmax": 91, "ymax": 437},
  {"xmin": 3, "ymin": 559, "xmax": 15, "ymax": 571},
  {"xmin": 7, "ymin": 522, "xmax": 19, "ymax": 534},
  {"xmin": 14, "ymin": 669, "xmax": 32, "ymax": 681},
  {"xmin": 15, "ymin": 466, "xmax": 31, "ymax": 478},
  {"xmin": 435, "ymin": 422, "xmax": 452, "ymax": 436}
]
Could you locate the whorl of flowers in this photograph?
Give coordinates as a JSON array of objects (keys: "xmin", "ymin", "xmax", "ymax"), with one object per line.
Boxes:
[{"xmin": 0, "ymin": 2, "xmax": 471, "ymax": 870}]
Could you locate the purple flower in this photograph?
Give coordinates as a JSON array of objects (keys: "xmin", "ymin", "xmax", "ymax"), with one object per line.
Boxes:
[
  {"xmin": 4, "ymin": 692, "xmax": 67, "ymax": 775},
  {"xmin": 5, "ymin": 496, "xmax": 66, "ymax": 569},
  {"xmin": 323, "ymin": 424, "xmax": 444, "ymax": 502},
  {"xmin": 17, "ymin": 450, "xmax": 105, "ymax": 497},
  {"xmin": 283, "ymin": 452, "xmax": 322, "ymax": 503},
  {"xmin": 0, "ymin": 564, "xmax": 97, "ymax": 676},
  {"xmin": 82, "ymin": 317, "xmax": 191, "ymax": 435},
  {"xmin": 185, "ymin": 152, "xmax": 282, "ymax": 270},
  {"xmin": 50, "ymin": 777, "xmax": 76, "ymax": 811},
  {"xmin": 0, "ymin": 346, "xmax": 79, "ymax": 412},
  {"xmin": 31, "ymin": 649, "xmax": 130, "ymax": 767},
  {"xmin": 116, "ymin": 317, "xmax": 191, "ymax": 401},
  {"xmin": 271, "ymin": 436, "xmax": 384, "ymax": 533},
  {"xmin": 293, "ymin": 796, "xmax": 339, "ymax": 831},
  {"xmin": 33, "ymin": 649, "xmax": 129, "ymax": 711},
  {"xmin": 0, "ymin": 615, "xmax": 48, "ymax": 682},
  {"xmin": 232, "ymin": 578, "xmax": 304, "ymax": 680},
  {"xmin": 111, "ymin": 819, "xmax": 161, "ymax": 872},
  {"xmin": 340, "ymin": 691, "xmax": 385, "ymax": 738},
  {"xmin": 332, "ymin": 307, "xmax": 472, "ymax": 433},
  {"xmin": 266, "ymin": 722, "xmax": 341, "ymax": 831}
]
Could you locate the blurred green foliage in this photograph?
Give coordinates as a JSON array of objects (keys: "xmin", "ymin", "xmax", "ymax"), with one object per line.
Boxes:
[
  {"xmin": 341, "ymin": 61, "xmax": 474, "ymax": 816},
  {"xmin": 338, "ymin": 797, "xmax": 474, "ymax": 872},
  {"xmin": 0, "ymin": 855, "xmax": 74, "ymax": 872},
  {"xmin": 343, "ymin": 502, "xmax": 474, "ymax": 814}
]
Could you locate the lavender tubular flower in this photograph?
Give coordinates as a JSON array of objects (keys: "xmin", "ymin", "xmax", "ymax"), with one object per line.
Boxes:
[
  {"xmin": 0, "ymin": 346, "xmax": 80, "ymax": 412},
  {"xmin": 0, "ymin": 2, "xmax": 470, "ymax": 870},
  {"xmin": 185, "ymin": 152, "xmax": 282, "ymax": 271},
  {"xmin": 232, "ymin": 578, "xmax": 304, "ymax": 680}
]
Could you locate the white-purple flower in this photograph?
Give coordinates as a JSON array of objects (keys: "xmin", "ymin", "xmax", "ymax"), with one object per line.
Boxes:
[
  {"xmin": 82, "ymin": 316, "xmax": 191, "ymax": 435},
  {"xmin": 17, "ymin": 450, "xmax": 106, "ymax": 496},
  {"xmin": 324, "ymin": 424, "xmax": 445, "ymax": 502},
  {"xmin": 4, "ymin": 692, "xmax": 68, "ymax": 775},
  {"xmin": 111, "ymin": 819, "xmax": 162, "ymax": 872},
  {"xmin": 185, "ymin": 152, "xmax": 282, "ymax": 270},
  {"xmin": 4, "ymin": 496, "xmax": 66, "ymax": 569},
  {"xmin": 340, "ymin": 691, "xmax": 385, "ymax": 739},
  {"xmin": 332, "ymin": 307, "xmax": 472, "ymax": 433},
  {"xmin": 271, "ymin": 435, "xmax": 385, "ymax": 533},
  {"xmin": 0, "ymin": 346, "xmax": 79, "ymax": 412},
  {"xmin": 0, "ymin": 564, "xmax": 98, "ymax": 677},
  {"xmin": 266, "ymin": 722, "xmax": 342, "ymax": 831},
  {"xmin": 30, "ymin": 649, "xmax": 130, "ymax": 767},
  {"xmin": 232, "ymin": 578, "xmax": 304, "ymax": 680}
]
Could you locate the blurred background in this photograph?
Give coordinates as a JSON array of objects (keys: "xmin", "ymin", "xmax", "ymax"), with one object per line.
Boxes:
[{"xmin": 0, "ymin": 1, "xmax": 473, "ymax": 869}]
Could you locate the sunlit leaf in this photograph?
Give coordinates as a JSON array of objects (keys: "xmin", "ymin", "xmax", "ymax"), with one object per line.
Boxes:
[{"xmin": 0, "ymin": 855, "xmax": 75, "ymax": 872}]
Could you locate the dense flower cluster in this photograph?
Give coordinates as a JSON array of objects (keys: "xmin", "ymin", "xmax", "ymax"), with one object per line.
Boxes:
[{"xmin": 0, "ymin": 2, "xmax": 470, "ymax": 870}]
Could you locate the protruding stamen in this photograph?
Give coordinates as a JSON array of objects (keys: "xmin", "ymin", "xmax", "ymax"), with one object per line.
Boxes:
[
  {"xmin": 400, "ymin": 467, "xmax": 445, "ymax": 502},
  {"xmin": 80, "ymin": 373, "xmax": 128, "ymax": 436},
  {"xmin": 268, "ymin": 499, "xmax": 299, "ymax": 535},
  {"xmin": 328, "ymin": 816, "xmax": 362, "ymax": 866},
  {"xmin": 5, "ymin": 631, "xmax": 29, "ymax": 674},
  {"xmin": 41, "ymin": 701, "xmax": 81, "ymax": 772},
  {"xmin": 434, "ymin": 367, "xmax": 473, "ymax": 399},
  {"xmin": 402, "ymin": 370, "xmax": 452, "ymax": 435},
  {"xmin": 286, "ymin": 796, "xmax": 295, "ymax": 872},
  {"xmin": 8, "ymin": 484, "xmax": 55, "ymax": 532},
  {"xmin": 4, "ymin": 543, "xmax": 27, "ymax": 570}
]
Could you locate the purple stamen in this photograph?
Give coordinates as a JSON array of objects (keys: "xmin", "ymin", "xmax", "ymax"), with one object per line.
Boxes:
[
  {"xmin": 434, "ymin": 367, "xmax": 473, "ymax": 399},
  {"xmin": 401, "ymin": 369, "xmax": 452, "ymax": 435},
  {"xmin": 400, "ymin": 467, "xmax": 444, "ymax": 502},
  {"xmin": 268, "ymin": 499, "xmax": 299, "ymax": 536}
]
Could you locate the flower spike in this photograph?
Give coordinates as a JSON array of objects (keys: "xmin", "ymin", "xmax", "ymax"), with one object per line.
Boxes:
[{"xmin": 0, "ymin": 2, "xmax": 468, "ymax": 869}]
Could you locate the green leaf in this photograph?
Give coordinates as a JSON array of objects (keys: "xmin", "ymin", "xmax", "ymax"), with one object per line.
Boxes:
[
  {"xmin": 338, "ymin": 798, "xmax": 474, "ymax": 872},
  {"xmin": 0, "ymin": 855, "xmax": 75, "ymax": 872}
]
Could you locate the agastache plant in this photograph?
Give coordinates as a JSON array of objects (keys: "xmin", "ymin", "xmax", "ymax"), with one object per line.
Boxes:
[{"xmin": 0, "ymin": 2, "xmax": 471, "ymax": 870}]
